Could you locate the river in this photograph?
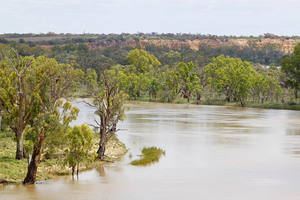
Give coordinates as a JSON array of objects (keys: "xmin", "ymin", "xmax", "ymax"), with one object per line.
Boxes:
[{"xmin": 1, "ymin": 102, "xmax": 300, "ymax": 200}]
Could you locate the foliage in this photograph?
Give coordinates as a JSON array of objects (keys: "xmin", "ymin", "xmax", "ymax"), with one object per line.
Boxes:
[
  {"xmin": 175, "ymin": 62, "xmax": 202, "ymax": 102},
  {"xmin": 205, "ymin": 55, "xmax": 257, "ymax": 106},
  {"xmin": 127, "ymin": 49, "xmax": 161, "ymax": 73},
  {"xmin": 281, "ymin": 43, "xmax": 300, "ymax": 99},
  {"xmin": 64, "ymin": 124, "xmax": 95, "ymax": 176}
]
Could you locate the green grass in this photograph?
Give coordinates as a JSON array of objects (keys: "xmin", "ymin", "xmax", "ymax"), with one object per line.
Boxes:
[
  {"xmin": 131, "ymin": 147, "xmax": 165, "ymax": 166},
  {"xmin": 245, "ymin": 102, "xmax": 300, "ymax": 110},
  {"xmin": 129, "ymin": 97, "xmax": 300, "ymax": 111},
  {"xmin": 0, "ymin": 133, "xmax": 27, "ymax": 182}
]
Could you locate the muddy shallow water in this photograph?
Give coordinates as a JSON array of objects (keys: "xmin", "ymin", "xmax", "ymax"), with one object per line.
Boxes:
[{"xmin": 1, "ymin": 102, "xmax": 300, "ymax": 200}]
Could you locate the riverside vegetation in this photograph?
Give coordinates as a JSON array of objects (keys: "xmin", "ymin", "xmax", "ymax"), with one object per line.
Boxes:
[
  {"xmin": 0, "ymin": 34, "xmax": 299, "ymax": 108},
  {"xmin": 0, "ymin": 51, "xmax": 128, "ymax": 184},
  {"xmin": 0, "ymin": 127, "xmax": 126, "ymax": 183},
  {"xmin": 0, "ymin": 33, "xmax": 300, "ymax": 184}
]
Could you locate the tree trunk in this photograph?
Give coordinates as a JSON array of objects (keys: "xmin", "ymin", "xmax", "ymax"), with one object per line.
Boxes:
[
  {"xmin": 97, "ymin": 140, "xmax": 106, "ymax": 160},
  {"xmin": 77, "ymin": 161, "xmax": 79, "ymax": 176},
  {"xmin": 240, "ymin": 100, "xmax": 245, "ymax": 107},
  {"xmin": 16, "ymin": 130, "xmax": 24, "ymax": 160},
  {"xmin": 0, "ymin": 115, "xmax": 2, "ymax": 131},
  {"xmin": 23, "ymin": 130, "xmax": 45, "ymax": 185},
  {"xmin": 197, "ymin": 93, "xmax": 201, "ymax": 101},
  {"xmin": 72, "ymin": 166, "xmax": 75, "ymax": 176},
  {"xmin": 226, "ymin": 96, "xmax": 230, "ymax": 102},
  {"xmin": 97, "ymin": 127, "xmax": 107, "ymax": 160}
]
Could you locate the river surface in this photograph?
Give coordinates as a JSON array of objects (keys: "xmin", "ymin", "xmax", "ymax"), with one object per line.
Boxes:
[{"xmin": 1, "ymin": 102, "xmax": 300, "ymax": 200}]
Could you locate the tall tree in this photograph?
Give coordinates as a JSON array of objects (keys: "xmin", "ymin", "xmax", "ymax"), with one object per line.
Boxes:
[
  {"xmin": 176, "ymin": 62, "xmax": 202, "ymax": 102},
  {"xmin": 23, "ymin": 56, "xmax": 84, "ymax": 184},
  {"xmin": 165, "ymin": 62, "xmax": 202, "ymax": 102},
  {"xmin": 0, "ymin": 51, "xmax": 35, "ymax": 159},
  {"xmin": 205, "ymin": 55, "xmax": 256, "ymax": 106},
  {"xmin": 85, "ymin": 69, "xmax": 128, "ymax": 160},
  {"xmin": 23, "ymin": 101, "xmax": 79, "ymax": 184},
  {"xmin": 0, "ymin": 54, "xmax": 84, "ymax": 160}
]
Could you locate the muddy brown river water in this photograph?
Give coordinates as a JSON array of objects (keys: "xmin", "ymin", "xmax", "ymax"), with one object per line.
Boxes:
[{"xmin": 1, "ymin": 102, "xmax": 300, "ymax": 200}]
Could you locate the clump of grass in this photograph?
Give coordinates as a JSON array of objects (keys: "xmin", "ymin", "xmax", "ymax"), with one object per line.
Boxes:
[{"xmin": 131, "ymin": 147, "xmax": 165, "ymax": 166}]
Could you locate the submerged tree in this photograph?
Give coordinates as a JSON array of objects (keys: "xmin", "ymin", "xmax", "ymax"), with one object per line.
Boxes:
[{"xmin": 85, "ymin": 69, "xmax": 128, "ymax": 160}]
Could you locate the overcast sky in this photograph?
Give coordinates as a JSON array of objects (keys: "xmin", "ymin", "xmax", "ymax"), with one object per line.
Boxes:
[{"xmin": 0, "ymin": 0, "xmax": 299, "ymax": 36}]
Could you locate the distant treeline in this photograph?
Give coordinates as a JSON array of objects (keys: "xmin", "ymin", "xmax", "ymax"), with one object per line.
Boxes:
[
  {"xmin": 0, "ymin": 42, "xmax": 289, "ymax": 68},
  {"xmin": 1, "ymin": 32, "xmax": 297, "ymax": 66},
  {"xmin": 1, "ymin": 32, "xmax": 300, "ymax": 42}
]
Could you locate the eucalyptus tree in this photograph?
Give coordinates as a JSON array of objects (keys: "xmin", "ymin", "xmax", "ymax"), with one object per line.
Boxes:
[
  {"xmin": 165, "ymin": 62, "xmax": 202, "ymax": 102},
  {"xmin": 23, "ymin": 101, "xmax": 79, "ymax": 184},
  {"xmin": 126, "ymin": 49, "xmax": 161, "ymax": 98},
  {"xmin": 176, "ymin": 62, "xmax": 202, "ymax": 102},
  {"xmin": 205, "ymin": 55, "xmax": 256, "ymax": 106},
  {"xmin": 0, "ymin": 52, "xmax": 36, "ymax": 159},
  {"xmin": 22, "ymin": 56, "xmax": 84, "ymax": 184},
  {"xmin": 85, "ymin": 69, "xmax": 128, "ymax": 160},
  {"xmin": 127, "ymin": 49, "xmax": 161, "ymax": 74}
]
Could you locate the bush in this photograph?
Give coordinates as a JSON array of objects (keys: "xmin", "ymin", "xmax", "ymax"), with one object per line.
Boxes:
[{"xmin": 131, "ymin": 146, "xmax": 165, "ymax": 166}]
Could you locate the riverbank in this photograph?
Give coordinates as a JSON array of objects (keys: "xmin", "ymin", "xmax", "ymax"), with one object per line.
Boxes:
[
  {"xmin": 126, "ymin": 97, "xmax": 300, "ymax": 111},
  {"xmin": 73, "ymin": 84, "xmax": 300, "ymax": 111},
  {"xmin": 200, "ymin": 100, "xmax": 300, "ymax": 111},
  {"xmin": 0, "ymin": 130, "xmax": 127, "ymax": 184}
]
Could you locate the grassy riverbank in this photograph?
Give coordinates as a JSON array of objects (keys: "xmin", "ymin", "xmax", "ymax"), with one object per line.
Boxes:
[
  {"xmin": 127, "ymin": 96, "xmax": 300, "ymax": 111},
  {"xmin": 199, "ymin": 100, "xmax": 300, "ymax": 110},
  {"xmin": 0, "ymin": 129, "xmax": 127, "ymax": 183},
  {"xmin": 73, "ymin": 84, "xmax": 300, "ymax": 111}
]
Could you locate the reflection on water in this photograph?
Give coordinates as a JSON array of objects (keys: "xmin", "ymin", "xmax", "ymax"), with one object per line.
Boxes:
[
  {"xmin": 1, "ymin": 102, "xmax": 300, "ymax": 200},
  {"xmin": 96, "ymin": 166, "xmax": 106, "ymax": 177}
]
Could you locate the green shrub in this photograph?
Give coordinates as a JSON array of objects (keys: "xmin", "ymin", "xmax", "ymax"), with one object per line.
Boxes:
[{"xmin": 131, "ymin": 146, "xmax": 165, "ymax": 166}]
